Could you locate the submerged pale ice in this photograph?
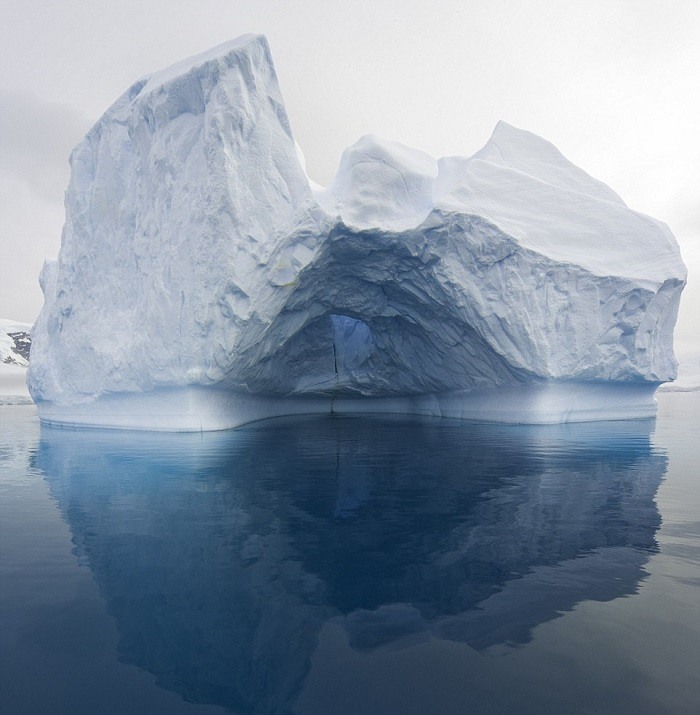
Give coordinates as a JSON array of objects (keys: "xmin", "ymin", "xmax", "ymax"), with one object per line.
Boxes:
[{"xmin": 28, "ymin": 35, "xmax": 687, "ymax": 430}]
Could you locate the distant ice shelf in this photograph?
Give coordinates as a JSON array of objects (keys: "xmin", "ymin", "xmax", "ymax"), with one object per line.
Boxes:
[{"xmin": 27, "ymin": 35, "xmax": 687, "ymax": 430}]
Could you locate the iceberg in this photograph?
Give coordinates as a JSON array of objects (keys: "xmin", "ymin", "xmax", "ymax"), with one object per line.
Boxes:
[{"xmin": 28, "ymin": 34, "xmax": 687, "ymax": 430}]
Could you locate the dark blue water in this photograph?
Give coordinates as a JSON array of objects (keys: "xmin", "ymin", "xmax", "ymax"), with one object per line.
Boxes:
[{"xmin": 1, "ymin": 394, "xmax": 699, "ymax": 714}]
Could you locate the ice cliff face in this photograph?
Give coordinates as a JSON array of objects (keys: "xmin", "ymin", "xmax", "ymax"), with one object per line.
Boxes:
[{"xmin": 28, "ymin": 34, "xmax": 687, "ymax": 430}]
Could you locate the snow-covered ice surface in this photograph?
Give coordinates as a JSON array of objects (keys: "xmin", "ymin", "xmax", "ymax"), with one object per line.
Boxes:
[
  {"xmin": 28, "ymin": 35, "xmax": 687, "ymax": 431},
  {"xmin": 1, "ymin": 319, "xmax": 32, "ymax": 404}
]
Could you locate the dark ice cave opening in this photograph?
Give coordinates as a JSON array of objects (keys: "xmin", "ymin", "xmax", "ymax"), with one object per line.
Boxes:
[{"xmin": 330, "ymin": 314, "xmax": 374, "ymax": 382}]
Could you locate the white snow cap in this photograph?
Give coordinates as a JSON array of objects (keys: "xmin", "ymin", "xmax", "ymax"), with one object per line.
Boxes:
[
  {"xmin": 28, "ymin": 35, "xmax": 687, "ymax": 430},
  {"xmin": 316, "ymin": 135, "xmax": 437, "ymax": 231},
  {"xmin": 433, "ymin": 121, "xmax": 683, "ymax": 284}
]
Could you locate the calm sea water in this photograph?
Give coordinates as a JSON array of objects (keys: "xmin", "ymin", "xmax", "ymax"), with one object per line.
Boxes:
[{"xmin": 1, "ymin": 394, "xmax": 699, "ymax": 714}]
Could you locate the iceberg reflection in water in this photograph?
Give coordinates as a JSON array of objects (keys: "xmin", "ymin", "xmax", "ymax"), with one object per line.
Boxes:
[{"xmin": 34, "ymin": 414, "xmax": 665, "ymax": 713}]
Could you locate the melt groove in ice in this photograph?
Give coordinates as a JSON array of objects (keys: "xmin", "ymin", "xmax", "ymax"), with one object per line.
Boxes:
[{"xmin": 27, "ymin": 35, "xmax": 687, "ymax": 430}]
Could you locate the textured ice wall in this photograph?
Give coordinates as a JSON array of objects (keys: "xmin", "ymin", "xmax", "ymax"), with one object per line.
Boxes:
[
  {"xmin": 30, "ymin": 35, "xmax": 317, "ymax": 403},
  {"xmin": 28, "ymin": 35, "xmax": 687, "ymax": 429}
]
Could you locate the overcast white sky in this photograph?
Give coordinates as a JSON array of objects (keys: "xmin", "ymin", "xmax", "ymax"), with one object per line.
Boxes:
[{"xmin": 1, "ymin": 0, "xmax": 698, "ymax": 376}]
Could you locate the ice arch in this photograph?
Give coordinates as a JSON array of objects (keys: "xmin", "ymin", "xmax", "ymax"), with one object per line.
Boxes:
[
  {"xmin": 233, "ymin": 232, "xmax": 526, "ymax": 400},
  {"xmin": 27, "ymin": 35, "xmax": 686, "ymax": 430}
]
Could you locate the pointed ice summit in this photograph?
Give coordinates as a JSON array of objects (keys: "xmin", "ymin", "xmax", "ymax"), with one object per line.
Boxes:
[{"xmin": 28, "ymin": 35, "xmax": 687, "ymax": 430}]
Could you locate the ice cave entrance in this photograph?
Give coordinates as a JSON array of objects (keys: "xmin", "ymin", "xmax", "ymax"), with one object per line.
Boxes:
[{"xmin": 330, "ymin": 314, "xmax": 374, "ymax": 386}]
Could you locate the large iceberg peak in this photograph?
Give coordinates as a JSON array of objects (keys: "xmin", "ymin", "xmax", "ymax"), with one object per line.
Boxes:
[
  {"xmin": 31, "ymin": 32, "xmax": 315, "ymax": 405},
  {"xmin": 28, "ymin": 35, "xmax": 687, "ymax": 430}
]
